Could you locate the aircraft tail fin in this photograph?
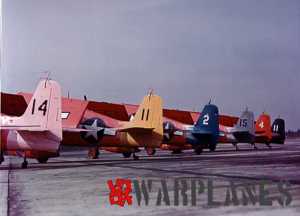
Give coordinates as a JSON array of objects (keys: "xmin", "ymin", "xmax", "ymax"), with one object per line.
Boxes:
[
  {"xmin": 255, "ymin": 113, "xmax": 272, "ymax": 141},
  {"xmin": 271, "ymin": 118, "xmax": 285, "ymax": 144},
  {"xmin": 194, "ymin": 103, "xmax": 219, "ymax": 134},
  {"xmin": 121, "ymin": 93, "xmax": 163, "ymax": 135},
  {"xmin": 192, "ymin": 103, "xmax": 219, "ymax": 150},
  {"xmin": 232, "ymin": 108, "xmax": 255, "ymax": 143},
  {"xmin": 9, "ymin": 79, "xmax": 62, "ymax": 141},
  {"xmin": 235, "ymin": 108, "xmax": 255, "ymax": 134}
]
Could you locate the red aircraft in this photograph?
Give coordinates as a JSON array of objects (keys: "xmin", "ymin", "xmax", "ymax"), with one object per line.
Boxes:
[
  {"xmin": 254, "ymin": 112, "xmax": 285, "ymax": 148},
  {"xmin": 0, "ymin": 79, "xmax": 62, "ymax": 168}
]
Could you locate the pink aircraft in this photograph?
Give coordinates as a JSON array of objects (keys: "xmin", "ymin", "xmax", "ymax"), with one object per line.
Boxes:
[{"xmin": 0, "ymin": 79, "xmax": 62, "ymax": 168}]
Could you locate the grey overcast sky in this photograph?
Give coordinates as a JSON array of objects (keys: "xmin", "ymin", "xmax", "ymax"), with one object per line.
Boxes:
[{"xmin": 1, "ymin": 0, "xmax": 300, "ymax": 129}]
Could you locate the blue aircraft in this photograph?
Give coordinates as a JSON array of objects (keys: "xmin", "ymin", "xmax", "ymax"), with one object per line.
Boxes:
[{"xmin": 185, "ymin": 103, "xmax": 220, "ymax": 154}]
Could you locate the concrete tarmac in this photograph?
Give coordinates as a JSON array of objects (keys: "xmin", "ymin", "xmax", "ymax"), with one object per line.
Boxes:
[{"xmin": 1, "ymin": 139, "xmax": 300, "ymax": 216}]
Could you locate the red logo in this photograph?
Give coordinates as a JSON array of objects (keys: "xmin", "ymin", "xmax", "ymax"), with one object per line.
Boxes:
[{"xmin": 107, "ymin": 178, "xmax": 133, "ymax": 207}]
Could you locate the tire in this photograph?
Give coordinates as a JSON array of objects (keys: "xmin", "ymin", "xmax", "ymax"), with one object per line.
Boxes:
[
  {"xmin": 146, "ymin": 148, "xmax": 156, "ymax": 156},
  {"xmin": 88, "ymin": 147, "xmax": 99, "ymax": 159},
  {"xmin": 194, "ymin": 146, "xmax": 203, "ymax": 155},
  {"xmin": 37, "ymin": 157, "xmax": 48, "ymax": 164},
  {"xmin": 266, "ymin": 143, "xmax": 272, "ymax": 149},
  {"xmin": 172, "ymin": 149, "xmax": 182, "ymax": 154},
  {"xmin": 209, "ymin": 144, "xmax": 216, "ymax": 152},
  {"xmin": 21, "ymin": 161, "xmax": 28, "ymax": 169},
  {"xmin": 122, "ymin": 152, "xmax": 132, "ymax": 158},
  {"xmin": 0, "ymin": 147, "xmax": 4, "ymax": 164},
  {"xmin": 133, "ymin": 154, "xmax": 139, "ymax": 160},
  {"xmin": 0, "ymin": 154, "xmax": 4, "ymax": 164}
]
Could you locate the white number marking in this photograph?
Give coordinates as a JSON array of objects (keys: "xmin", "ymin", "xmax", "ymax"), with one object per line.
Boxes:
[{"xmin": 203, "ymin": 114, "xmax": 210, "ymax": 125}]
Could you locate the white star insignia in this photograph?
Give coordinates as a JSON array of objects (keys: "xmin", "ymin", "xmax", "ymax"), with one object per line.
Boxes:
[{"xmin": 84, "ymin": 119, "xmax": 100, "ymax": 140}]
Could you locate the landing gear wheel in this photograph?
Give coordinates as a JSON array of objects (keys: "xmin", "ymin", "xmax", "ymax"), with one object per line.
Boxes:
[
  {"xmin": 146, "ymin": 148, "xmax": 156, "ymax": 156},
  {"xmin": 0, "ymin": 146, "xmax": 3, "ymax": 164},
  {"xmin": 88, "ymin": 147, "xmax": 99, "ymax": 159},
  {"xmin": 251, "ymin": 143, "xmax": 258, "ymax": 150},
  {"xmin": 37, "ymin": 157, "xmax": 48, "ymax": 164},
  {"xmin": 172, "ymin": 149, "xmax": 182, "ymax": 154},
  {"xmin": 21, "ymin": 159, "xmax": 28, "ymax": 169},
  {"xmin": 133, "ymin": 153, "xmax": 139, "ymax": 160},
  {"xmin": 0, "ymin": 154, "xmax": 4, "ymax": 165},
  {"xmin": 209, "ymin": 144, "xmax": 216, "ymax": 152},
  {"xmin": 194, "ymin": 146, "xmax": 203, "ymax": 155},
  {"xmin": 122, "ymin": 152, "xmax": 132, "ymax": 158}
]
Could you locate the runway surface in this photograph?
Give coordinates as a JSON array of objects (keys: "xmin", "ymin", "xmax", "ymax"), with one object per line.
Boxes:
[{"xmin": 1, "ymin": 139, "xmax": 300, "ymax": 216}]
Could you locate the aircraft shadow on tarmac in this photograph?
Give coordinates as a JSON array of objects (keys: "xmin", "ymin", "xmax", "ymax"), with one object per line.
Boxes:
[
  {"xmin": 0, "ymin": 158, "xmax": 275, "ymax": 183},
  {"xmin": 1, "ymin": 146, "xmax": 300, "ymax": 185},
  {"xmin": 2, "ymin": 159, "xmax": 300, "ymax": 185},
  {"xmin": 0, "ymin": 146, "xmax": 290, "ymax": 172},
  {"xmin": 60, "ymin": 146, "xmax": 283, "ymax": 157}
]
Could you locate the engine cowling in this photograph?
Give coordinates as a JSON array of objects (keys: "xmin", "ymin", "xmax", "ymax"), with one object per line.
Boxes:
[
  {"xmin": 163, "ymin": 121, "xmax": 176, "ymax": 142},
  {"xmin": 80, "ymin": 118, "xmax": 106, "ymax": 144}
]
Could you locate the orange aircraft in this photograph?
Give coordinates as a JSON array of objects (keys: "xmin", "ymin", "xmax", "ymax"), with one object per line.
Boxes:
[
  {"xmin": 65, "ymin": 91, "xmax": 164, "ymax": 160},
  {"xmin": 254, "ymin": 112, "xmax": 285, "ymax": 148}
]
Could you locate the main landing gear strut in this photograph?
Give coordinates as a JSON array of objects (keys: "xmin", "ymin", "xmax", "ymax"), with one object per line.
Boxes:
[
  {"xmin": 88, "ymin": 146, "xmax": 100, "ymax": 159},
  {"xmin": 232, "ymin": 143, "xmax": 239, "ymax": 151},
  {"xmin": 21, "ymin": 157, "xmax": 28, "ymax": 169},
  {"xmin": 133, "ymin": 153, "xmax": 139, "ymax": 160},
  {"xmin": 0, "ymin": 145, "xmax": 4, "ymax": 165},
  {"xmin": 0, "ymin": 154, "xmax": 4, "ymax": 165}
]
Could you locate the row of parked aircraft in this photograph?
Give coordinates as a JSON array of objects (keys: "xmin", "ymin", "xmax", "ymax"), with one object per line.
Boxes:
[{"xmin": 0, "ymin": 79, "xmax": 285, "ymax": 168}]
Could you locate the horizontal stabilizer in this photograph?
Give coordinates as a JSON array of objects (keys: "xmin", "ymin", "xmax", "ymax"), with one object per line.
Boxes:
[
  {"xmin": 63, "ymin": 127, "xmax": 118, "ymax": 136},
  {"xmin": 63, "ymin": 127, "xmax": 104, "ymax": 133},
  {"xmin": 0, "ymin": 126, "xmax": 46, "ymax": 131},
  {"xmin": 118, "ymin": 126, "xmax": 154, "ymax": 133},
  {"xmin": 192, "ymin": 130, "xmax": 214, "ymax": 135}
]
